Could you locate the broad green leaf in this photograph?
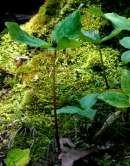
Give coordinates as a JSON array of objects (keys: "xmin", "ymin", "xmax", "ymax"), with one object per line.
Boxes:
[
  {"xmin": 80, "ymin": 30, "xmax": 101, "ymax": 43},
  {"xmin": 57, "ymin": 106, "xmax": 96, "ymax": 120},
  {"xmin": 51, "ymin": 10, "xmax": 82, "ymax": 47},
  {"xmin": 5, "ymin": 22, "xmax": 50, "ymax": 48},
  {"xmin": 121, "ymin": 50, "xmax": 130, "ymax": 64},
  {"xmin": 120, "ymin": 37, "xmax": 130, "ymax": 49},
  {"xmin": 57, "ymin": 106, "xmax": 82, "ymax": 114},
  {"xmin": 52, "ymin": 9, "xmax": 101, "ymax": 47},
  {"xmin": 98, "ymin": 91, "xmax": 130, "ymax": 108},
  {"xmin": 121, "ymin": 69, "xmax": 130, "ymax": 96},
  {"xmin": 104, "ymin": 13, "xmax": 130, "ymax": 30},
  {"xmin": 4, "ymin": 148, "xmax": 30, "ymax": 166},
  {"xmin": 56, "ymin": 37, "xmax": 80, "ymax": 50},
  {"xmin": 78, "ymin": 108, "xmax": 96, "ymax": 120},
  {"xmin": 80, "ymin": 93, "xmax": 98, "ymax": 109},
  {"xmin": 102, "ymin": 13, "xmax": 130, "ymax": 42},
  {"xmin": 88, "ymin": 6, "xmax": 103, "ymax": 17},
  {"xmin": 101, "ymin": 29, "xmax": 121, "ymax": 42}
]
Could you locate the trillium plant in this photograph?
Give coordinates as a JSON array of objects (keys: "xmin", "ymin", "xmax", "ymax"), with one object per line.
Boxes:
[{"xmin": 5, "ymin": 5, "xmax": 130, "ymax": 153}]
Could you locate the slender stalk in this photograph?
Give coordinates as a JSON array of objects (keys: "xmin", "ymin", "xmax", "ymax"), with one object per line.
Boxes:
[
  {"xmin": 126, "ymin": 107, "xmax": 130, "ymax": 122},
  {"xmin": 52, "ymin": 50, "xmax": 61, "ymax": 153},
  {"xmin": 98, "ymin": 47, "xmax": 109, "ymax": 89}
]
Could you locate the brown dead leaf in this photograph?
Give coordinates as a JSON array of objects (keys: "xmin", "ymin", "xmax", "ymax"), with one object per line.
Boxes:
[
  {"xmin": 59, "ymin": 138, "xmax": 96, "ymax": 166},
  {"xmin": 60, "ymin": 138, "xmax": 75, "ymax": 152},
  {"xmin": 59, "ymin": 148, "xmax": 95, "ymax": 166}
]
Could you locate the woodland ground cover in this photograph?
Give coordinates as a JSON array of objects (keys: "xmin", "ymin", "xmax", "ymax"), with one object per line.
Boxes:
[{"xmin": 1, "ymin": 0, "xmax": 130, "ymax": 165}]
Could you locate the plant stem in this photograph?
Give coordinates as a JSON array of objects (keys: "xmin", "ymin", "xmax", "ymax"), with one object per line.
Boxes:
[
  {"xmin": 125, "ymin": 107, "xmax": 130, "ymax": 122},
  {"xmin": 98, "ymin": 47, "xmax": 109, "ymax": 89},
  {"xmin": 52, "ymin": 50, "xmax": 61, "ymax": 154}
]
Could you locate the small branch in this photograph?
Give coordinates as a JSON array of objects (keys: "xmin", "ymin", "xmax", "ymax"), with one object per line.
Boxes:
[
  {"xmin": 98, "ymin": 47, "xmax": 109, "ymax": 89},
  {"xmin": 93, "ymin": 111, "xmax": 121, "ymax": 141}
]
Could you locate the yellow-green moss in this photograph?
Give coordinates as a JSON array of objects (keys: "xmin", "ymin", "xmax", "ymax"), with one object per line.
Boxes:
[
  {"xmin": 0, "ymin": 34, "xmax": 27, "ymax": 72},
  {"xmin": 0, "ymin": 2, "xmax": 121, "ymax": 112},
  {"xmin": 24, "ymin": 0, "xmax": 65, "ymax": 35},
  {"xmin": 15, "ymin": 44, "xmax": 120, "ymax": 113},
  {"xmin": 0, "ymin": 0, "xmax": 122, "ymax": 160}
]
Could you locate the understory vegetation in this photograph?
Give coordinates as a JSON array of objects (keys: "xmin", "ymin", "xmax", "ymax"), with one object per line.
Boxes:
[{"xmin": 1, "ymin": 0, "xmax": 130, "ymax": 165}]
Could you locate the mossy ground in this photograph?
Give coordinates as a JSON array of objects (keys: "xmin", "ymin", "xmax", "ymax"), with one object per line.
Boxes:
[{"xmin": 0, "ymin": 1, "xmax": 129, "ymax": 165}]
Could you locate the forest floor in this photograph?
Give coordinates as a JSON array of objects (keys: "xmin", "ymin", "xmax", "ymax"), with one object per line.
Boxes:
[{"xmin": 1, "ymin": 1, "xmax": 130, "ymax": 166}]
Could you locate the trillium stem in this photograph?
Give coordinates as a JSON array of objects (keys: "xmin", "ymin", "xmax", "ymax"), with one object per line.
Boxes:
[
  {"xmin": 98, "ymin": 47, "xmax": 109, "ymax": 89},
  {"xmin": 52, "ymin": 50, "xmax": 61, "ymax": 153}
]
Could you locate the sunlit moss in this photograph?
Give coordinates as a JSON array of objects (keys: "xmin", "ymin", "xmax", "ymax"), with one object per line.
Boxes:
[
  {"xmin": 0, "ymin": 34, "xmax": 27, "ymax": 72},
  {"xmin": 0, "ymin": 0, "xmax": 122, "ymax": 160}
]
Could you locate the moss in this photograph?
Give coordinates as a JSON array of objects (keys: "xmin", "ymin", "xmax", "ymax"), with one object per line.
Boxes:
[
  {"xmin": 0, "ymin": 34, "xmax": 27, "ymax": 71},
  {"xmin": 11, "ymin": 114, "xmax": 53, "ymax": 160},
  {"xmin": 24, "ymin": 0, "xmax": 103, "ymax": 36},
  {"xmin": 16, "ymin": 44, "xmax": 120, "ymax": 113},
  {"xmin": 0, "ymin": 32, "xmax": 120, "ymax": 118},
  {"xmin": 24, "ymin": 0, "xmax": 64, "ymax": 35},
  {"xmin": 0, "ymin": 0, "xmax": 123, "ymax": 161}
]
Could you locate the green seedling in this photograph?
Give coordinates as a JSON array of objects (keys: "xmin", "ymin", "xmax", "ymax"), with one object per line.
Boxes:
[
  {"xmin": 98, "ymin": 69, "xmax": 130, "ymax": 108},
  {"xmin": 98, "ymin": 15, "xmax": 130, "ymax": 108},
  {"xmin": 102, "ymin": 13, "xmax": 130, "ymax": 42},
  {"xmin": 84, "ymin": 9, "xmax": 130, "ymax": 89},
  {"xmin": 120, "ymin": 37, "xmax": 130, "ymax": 64},
  {"xmin": 5, "ymin": 7, "xmax": 87, "ymax": 154},
  {"xmin": 6, "ymin": 6, "xmax": 130, "ymax": 154},
  {"xmin": 57, "ymin": 93, "xmax": 98, "ymax": 120},
  {"xmin": 5, "ymin": 7, "xmax": 103, "ymax": 153}
]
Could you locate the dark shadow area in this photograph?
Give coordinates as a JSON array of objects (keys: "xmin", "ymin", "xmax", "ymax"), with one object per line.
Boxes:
[
  {"xmin": 101, "ymin": 0, "xmax": 130, "ymax": 15},
  {"xmin": 0, "ymin": 0, "xmax": 44, "ymax": 31}
]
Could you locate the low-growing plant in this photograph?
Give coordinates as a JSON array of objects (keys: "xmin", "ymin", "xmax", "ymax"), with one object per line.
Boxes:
[
  {"xmin": 55, "ymin": 8, "xmax": 130, "ymax": 122},
  {"xmin": 97, "ymin": 17, "xmax": 130, "ymax": 109},
  {"xmin": 6, "ymin": 5, "xmax": 130, "ymax": 160},
  {"xmin": 4, "ymin": 148, "xmax": 30, "ymax": 166},
  {"xmin": 57, "ymin": 93, "xmax": 98, "ymax": 120},
  {"xmin": 120, "ymin": 36, "xmax": 130, "ymax": 64},
  {"xmin": 56, "ymin": 9, "xmax": 130, "ymax": 149},
  {"xmin": 6, "ymin": 6, "xmax": 87, "ymax": 154},
  {"xmin": 98, "ymin": 68, "xmax": 130, "ymax": 108},
  {"xmin": 89, "ymin": 12, "xmax": 130, "ymax": 141}
]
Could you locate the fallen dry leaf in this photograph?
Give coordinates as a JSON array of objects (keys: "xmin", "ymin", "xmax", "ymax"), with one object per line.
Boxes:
[
  {"xmin": 60, "ymin": 138, "xmax": 75, "ymax": 152},
  {"xmin": 59, "ymin": 149, "xmax": 92, "ymax": 166},
  {"xmin": 59, "ymin": 138, "xmax": 96, "ymax": 166}
]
